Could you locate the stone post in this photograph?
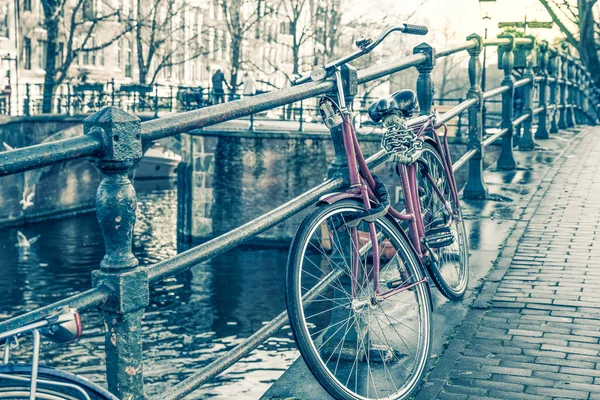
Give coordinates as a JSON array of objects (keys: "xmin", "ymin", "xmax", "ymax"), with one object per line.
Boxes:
[
  {"xmin": 558, "ymin": 53, "xmax": 569, "ymax": 129},
  {"xmin": 463, "ymin": 33, "xmax": 488, "ymax": 200},
  {"xmin": 497, "ymin": 34, "xmax": 516, "ymax": 170},
  {"xmin": 413, "ymin": 43, "xmax": 436, "ymax": 116},
  {"xmin": 548, "ymin": 50, "xmax": 559, "ymax": 133},
  {"xmin": 519, "ymin": 36, "xmax": 536, "ymax": 151},
  {"xmin": 84, "ymin": 107, "xmax": 148, "ymax": 400},
  {"xmin": 535, "ymin": 40, "xmax": 549, "ymax": 139}
]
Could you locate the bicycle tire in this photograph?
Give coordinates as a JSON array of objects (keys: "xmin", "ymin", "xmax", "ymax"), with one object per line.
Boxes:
[
  {"xmin": 417, "ymin": 143, "xmax": 469, "ymax": 300},
  {"xmin": 0, "ymin": 364, "xmax": 117, "ymax": 400},
  {"xmin": 286, "ymin": 199, "xmax": 432, "ymax": 400}
]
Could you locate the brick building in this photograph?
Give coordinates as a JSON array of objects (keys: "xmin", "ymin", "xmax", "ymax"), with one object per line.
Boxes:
[{"xmin": 0, "ymin": 0, "xmax": 344, "ymax": 114}]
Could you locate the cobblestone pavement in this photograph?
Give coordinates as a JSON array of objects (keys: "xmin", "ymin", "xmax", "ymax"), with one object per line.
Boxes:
[{"xmin": 417, "ymin": 128, "xmax": 600, "ymax": 400}]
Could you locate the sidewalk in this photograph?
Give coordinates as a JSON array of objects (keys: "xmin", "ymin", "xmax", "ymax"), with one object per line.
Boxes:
[{"xmin": 417, "ymin": 127, "xmax": 600, "ymax": 400}]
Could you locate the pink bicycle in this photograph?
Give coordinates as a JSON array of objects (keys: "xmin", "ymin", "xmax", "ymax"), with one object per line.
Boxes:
[{"xmin": 286, "ymin": 24, "xmax": 469, "ymax": 400}]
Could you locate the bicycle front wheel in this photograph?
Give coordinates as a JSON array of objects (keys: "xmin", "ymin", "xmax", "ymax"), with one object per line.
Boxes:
[
  {"xmin": 0, "ymin": 364, "xmax": 117, "ymax": 400},
  {"xmin": 418, "ymin": 143, "xmax": 469, "ymax": 300},
  {"xmin": 286, "ymin": 199, "xmax": 432, "ymax": 400}
]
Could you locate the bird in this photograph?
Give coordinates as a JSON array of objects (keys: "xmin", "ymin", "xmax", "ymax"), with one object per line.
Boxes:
[
  {"xmin": 20, "ymin": 191, "xmax": 35, "ymax": 210},
  {"xmin": 16, "ymin": 231, "xmax": 40, "ymax": 248}
]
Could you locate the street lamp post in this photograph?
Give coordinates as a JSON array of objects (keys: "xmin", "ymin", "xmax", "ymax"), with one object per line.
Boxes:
[{"xmin": 479, "ymin": 0, "xmax": 496, "ymax": 134}]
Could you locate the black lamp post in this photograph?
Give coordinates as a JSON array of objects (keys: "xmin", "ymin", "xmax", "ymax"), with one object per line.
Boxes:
[{"xmin": 479, "ymin": 0, "xmax": 496, "ymax": 133}]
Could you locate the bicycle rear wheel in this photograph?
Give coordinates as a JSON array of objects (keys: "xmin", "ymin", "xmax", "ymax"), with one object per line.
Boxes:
[
  {"xmin": 286, "ymin": 199, "xmax": 432, "ymax": 400},
  {"xmin": 0, "ymin": 364, "xmax": 117, "ymax": 400},
  {"xmin": 417, "ymin": 143, "xmax": 469, "ymax": 300}
]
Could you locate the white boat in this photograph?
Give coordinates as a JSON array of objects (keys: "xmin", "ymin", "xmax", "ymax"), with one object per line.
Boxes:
[{"xmin": 134, "ymin": 145, "xmax": 181, "ymax": 179}]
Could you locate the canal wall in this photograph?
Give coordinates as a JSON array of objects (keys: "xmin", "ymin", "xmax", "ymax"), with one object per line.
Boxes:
[
  {"xmin": 0, "ymin": 116, "xmax": 100, "ymax": 227},
  {"xmin": 177, "ymin": 128, "xmax": 490, "ymax": 243}
]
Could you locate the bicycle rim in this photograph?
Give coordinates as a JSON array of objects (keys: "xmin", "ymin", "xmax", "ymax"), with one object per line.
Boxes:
[
  {"xmin": 418, "ymin": 143, "xmax": 469, "ymax": 299},
  {"xmin": 286, "ymin": 200, "xmax": 431, "ymax": 400}
]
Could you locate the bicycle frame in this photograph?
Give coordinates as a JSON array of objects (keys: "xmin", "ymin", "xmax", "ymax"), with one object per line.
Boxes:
[{"xmin": 329, "ymin": 71, "xmax": 460, "ymax": 303}]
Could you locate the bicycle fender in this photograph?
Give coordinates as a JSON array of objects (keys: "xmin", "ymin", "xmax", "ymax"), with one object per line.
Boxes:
[{"xmin": 316, "ymin": 193, "xmax": 435, "ymax": 311}]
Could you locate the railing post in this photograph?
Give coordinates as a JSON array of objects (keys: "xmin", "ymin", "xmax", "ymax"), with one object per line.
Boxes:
[
  {"xmin": 577, "ymin": 64, "xmax": 585, "ymax": 124},
  {"xmin": 497, "ymin": 33, "xmax": 516, "ymax": 170},
  {"xmin": 519, "ymin": 36, "xmax": 536, "ymax": 151},
  {"xmin": 24, "ymin": 83, "xmax": 30, "ymax": 116},
  {"xmin": 548, "ymin": 50, "xmax": 559, "ymax": 133},
  {"xmin": 110, "ymin": 78, "xmax": 116, "ymax": 106},
  {"xmin": 566, "ymin": 57, "xmax": 576, "ymax": 128},
  {"xmin": 558, "ymin": 53, "xmax": 568, "ymax": 129},
  {"xmin": 535, "ymin": 40, "xmax": 549, "ymax": 139},
  {"xmin": 463, "ymin": 33, "xmax": 488, "ymax": 200},
  {"xmin": 84, "ymin": 107, "xmax": 147, "ymax": 400},
  {"xmin": 413, "ymin": 43, "xmax": 436, "ymax": 115},
  {"xmin": 67, "ymin": 82, "xmax": 72, "ymax": 116}
]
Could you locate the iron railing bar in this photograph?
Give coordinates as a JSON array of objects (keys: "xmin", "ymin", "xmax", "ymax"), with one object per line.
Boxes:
[
  {"xmin": 484, "ymin": 38, "xmax": 510, "ymax": 47},
  {"xmin": 0, "ymin": 286, "xmax": 110, "ymax": 334},
  {"xmin": 482, "ymin": 128, "xmax": 509, "ymax": 148},
  {"xmin": 514, "ymin": 78, "xmax": 532, "ymax": 88},
  {"xmin": 141, "ymin": 80, "xmax": 335, "ymax": 141},
  {"xmin": 533, "ymin": 106, "xmax": 545, "ymax": 115},
  {"xmin": 357, "ymin": 53, "xmax": 426, "ymax": 84},
  {"xmin": 158, "ymin": 268, "xmax": 344, "ymax": 400},
  {"xmin": 435, "ymin": 40, "xmax": 478, "ymax": 58},
  {"xmin": 515, "ymin": 38, "xmax": 535, "ymax": 45},
  {"xmin": 483, "ymin": 86, "xmax": 510, "ymax": 100},
  {"xmin": 535, "ymin": 76, "xmax": 544, "ymax": 83},
  {"xmin": 146, "ymin": 177, "xmax": 342, "ymax": 283},
  {"xmin": 0, "ymin": 135, "xmax": 102, "ymax": 177},
  {"xmin": 436, "ymin": 98, "xmax": 478, "ymax": 126},
  {"xmin": 512, "ymin": 113, "xmax": 530, "ymax": 127},
  {"xmin": 452, "ymin": 149, "xmax": 478, "ymax": 172}
]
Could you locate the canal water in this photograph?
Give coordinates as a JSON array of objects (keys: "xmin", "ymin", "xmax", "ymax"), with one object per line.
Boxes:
[{"xmin": 0, "ymin": 179, "xmax": 296, "ymax": 399}]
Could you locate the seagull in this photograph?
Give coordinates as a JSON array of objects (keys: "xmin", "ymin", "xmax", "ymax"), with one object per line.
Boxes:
[
  {"xmin": 20, "ymin": 191, "xmax": 35, "ymax": 210},
  {"xmin": 16, "ymin": 231, "xmax": 40, "ymax": 248}
]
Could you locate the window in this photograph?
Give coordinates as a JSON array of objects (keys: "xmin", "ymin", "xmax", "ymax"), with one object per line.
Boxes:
[
  {"xmin": 121, "ymin": 0, "xmax": 131, "ymax": 20},
  {"xmin": 0, "ymin": 1, "xmax": 8, "ymax": 38},
  {"xmin": 124, "ymin": 39, "xmax": 132, "ymax": 77},
  {"xmin": 99, "ymin": 45, "xmax": 105, "ymax": 66},
  {"xmin": 23, "ymin": 38, "xmax": 31, "ymax": 70},
  {"xmin": 38, "ymin": 40, "xmax": 46, "ymax": 69},
  {"xmin": 116, "ymin": 40, "xmax": 121, "ymax": 68},
  {"xmin": 90, "ymin": 37, "xmax": 97, "ymax": 65},
  {"xmin": 23, "ymin": 0, "xmax": 31, "ymax": 11}
]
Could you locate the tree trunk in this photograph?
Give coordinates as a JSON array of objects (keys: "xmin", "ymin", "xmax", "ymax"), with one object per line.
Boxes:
[
  {"xmin": 577, "ymin": 0, "xmax": 600, "ymax": 85},
  {"xmin": 230, "ymin": 34, "xmax": 241, "ymax": 99},
  {"xmin": 42, "ymin": 16, "xmax": 59, "ymax": 113}
]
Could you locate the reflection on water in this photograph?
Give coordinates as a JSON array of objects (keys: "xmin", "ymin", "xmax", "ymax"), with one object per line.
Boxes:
[{"xmin": 0, "ymin": 179, "xmax": 297, "ymax": 399}]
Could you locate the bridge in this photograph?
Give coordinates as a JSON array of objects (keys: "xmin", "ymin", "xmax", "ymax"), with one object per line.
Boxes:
[{"xmin": 0, "ymin": 30, "xmax": 599, "ymax": 400}]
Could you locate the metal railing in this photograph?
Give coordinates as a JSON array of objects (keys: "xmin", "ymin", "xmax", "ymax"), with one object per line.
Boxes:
[{"xmin": 0, "ymin": 32, "xmax": 598, "ymax": 400}]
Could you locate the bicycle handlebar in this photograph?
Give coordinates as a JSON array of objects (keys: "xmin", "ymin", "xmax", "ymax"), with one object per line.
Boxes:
[{"xmin": 293, "ymin": 23, "xmax": 428, "ymax": 85}]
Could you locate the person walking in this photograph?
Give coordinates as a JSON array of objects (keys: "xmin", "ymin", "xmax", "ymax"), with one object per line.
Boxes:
[
  {"xmin": 242, "ymin": 72, "xmax": 256, "ymax": 98},
  {"xmin": 211, "ymin": 68, "xmax": 228, "ymax": 104}
]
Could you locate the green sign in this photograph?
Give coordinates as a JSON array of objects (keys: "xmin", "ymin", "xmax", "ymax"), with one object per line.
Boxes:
[{"xmin": 498, "ymin": 21, "xmax": 553, "ymax": 29}]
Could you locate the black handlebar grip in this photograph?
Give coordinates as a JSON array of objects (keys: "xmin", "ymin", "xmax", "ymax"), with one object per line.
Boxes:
[{"xmin": 403, "ymin": 24, "xmax": 428, "ymax": 36}]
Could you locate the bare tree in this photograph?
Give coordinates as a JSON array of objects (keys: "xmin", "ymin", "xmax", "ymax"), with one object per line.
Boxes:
[
  {"xmin": 221, "ymin": 0, "xmax": 272, "ymax": 95},
  {"xmin": 538, "ymin": 0, "xmax": 600, "ymax": 84},
  {"xmin": 135, "ymin": 0, "xmax": 205, "ymax": 85},
  {"xmin": 433, "ymin": 19, "xmax": 468, "ymax": 99},
  {"xmin": 40, "ymin": 0, "xmax": 130, "ymax": 113}
]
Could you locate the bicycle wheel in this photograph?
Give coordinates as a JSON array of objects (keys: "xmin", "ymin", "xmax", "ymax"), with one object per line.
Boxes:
[
  {"xmin": 286, "ymin": 199, "xmax": 432, "ymax": 400},
  {"xmin": 417, "ymin": 143, "xmax": 469, "ymax": 300},
  {"xmin": 0, "ymin": 364, "xmax": 117, "ymax": 400}
]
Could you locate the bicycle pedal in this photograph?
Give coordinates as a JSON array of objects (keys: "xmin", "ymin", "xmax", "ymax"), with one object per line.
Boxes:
[{"xmin": 423, "ymin": 226, "xmax": 454, "ymax": 249}]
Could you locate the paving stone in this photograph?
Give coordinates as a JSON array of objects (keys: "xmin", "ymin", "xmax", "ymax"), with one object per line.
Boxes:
[{"xmin": 414, "ymin": 129, "xmax": 600, "ymax": 399}]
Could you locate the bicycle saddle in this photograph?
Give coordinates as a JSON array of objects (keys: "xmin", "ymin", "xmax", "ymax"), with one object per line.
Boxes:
[{"xmin": 368, "ymin": 89, "xmax": 418, "ymax": 122}]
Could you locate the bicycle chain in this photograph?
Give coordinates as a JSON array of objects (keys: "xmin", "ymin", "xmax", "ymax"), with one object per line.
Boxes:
[{"xmin": 381, "ymin": 115, "xmax": 424, "ymax": 164}]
